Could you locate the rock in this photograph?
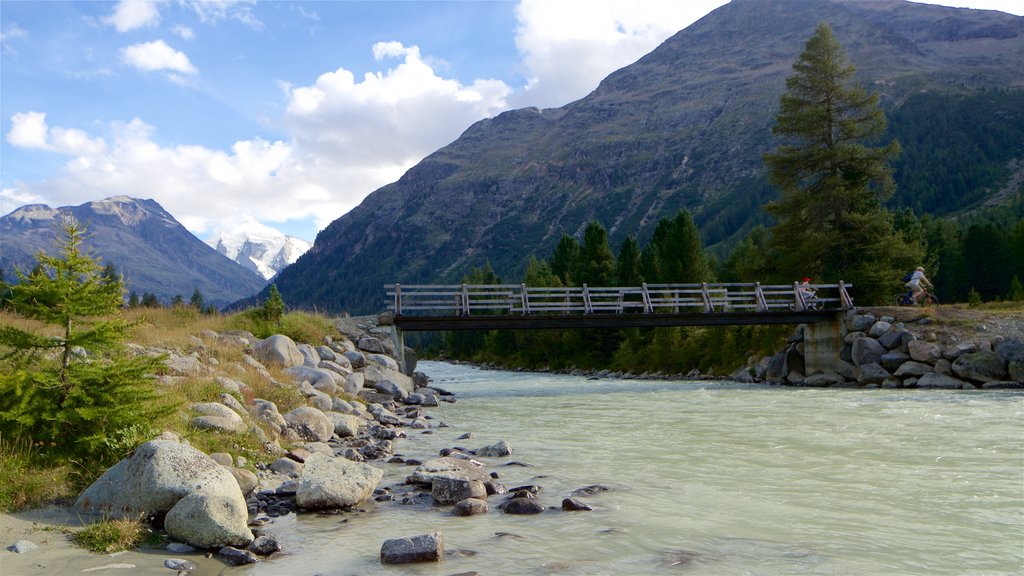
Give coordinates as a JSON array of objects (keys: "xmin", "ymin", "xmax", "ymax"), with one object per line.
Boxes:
[
  {"xmin": 851, "ymin": 337, "xmax": 886, "ymax": 367},
  {"xmin": 329, "ymin": 412, "xmax": 365, "ymax": 437},
  {"xmin": 191, "ymin": 402, "xmax": 247, "ymax": 434},
  {"xmin": 952, "ymin": 351, "xmax": 1009, "ymax": 383},
  {"xmin": 995, "ymin": 338, "xmax": 1024, "ymax": 382},
  {"xmin": 343, "ymin": 372, "xmax": 365, "ymax": 395},
  {"xmin": 880, "ymin": 351, "xmax": 910, "ymax": 372},
  {"xmin": 315, "ymin": 345, "xmax": 337, "ymax": 362},
  {"xmin": 432, "ymin": 477, "xmax": 487, "ymax": 505},
  {"xmin": 165, "ymin": 355, "xmax": 203, "ymax": 376},
  {"xmin": 217, "ymin": 393, "xmax": 247, "ymax": 418},
  {"xmin": 916, "ymin": 373, "xmax": 969, "ymax": 389},
  {"xmin": 218, "ymin": 546, "xmax": 260, "ymax": 566},
  {"xmin": 215, "ymin": 376, "xmax": 245, "ymax": 394},
  {"xmin": 908, "ymin": 340, "xmax": 942, "ymax": 364},
  {"xmin": 371, "ymin": 379, "xmax": 409, "ymax": 401},
  {"xmin": 765, "ymin": 351, "xmax": 788, "ymax": 383},
  {"xmin": 295, "ymin": 453, "xmax": 384, "ymax": 509},
  {"xmin": 453, "ymin": 498, "xmax": 489, "ymax": 516},
  {"xmin": 877, "ymin": 329, "xmax": 907, "ymax": 350},
  {"xmin": 893, "ymin": 361, "xmax": 933, "ymax": 378},
  {"xmin": 295, "ymin": 343, "xmax": 320, "ymax": 367},
  {"xmin": 867, "ymin": 321, "xmax": 892, "ymax": 338},
  {"xmin": 363, "ymin": 365, "xmax": 415, "ymax": 396},
  {"xmin": 368, "ymin": 353, "xmax": 400, "ymax": 371},
  {"xmin": 475, "ymin": 440, "xmax": 512, "ymax": 457},
  {"xmin": 934, "ymin": 358, "xmax": 954, "ymax": 376},
  {"xmin": 834, "ymin": 359, "xmax": 857, "ymax": 381},
  {"xmin": 230, "ymin": 468, "xmax": 258, "ymax": 496},
  {"xmin": 856, "ymin": 363, "xmax": 891, "ymax": 385},
  {"xmin": 343, "ymin": 350, "xmax": 366, "ymax": 369},
  {"xmin": 802, "ymin": 372, "xmax": 845, "ymax": 387},
  {"xmin": 407, "ymin": 457, "xmax": 491, "ymax": 486},
  {"xmin": 165, "ymin": 493, "xmax": 254, "ymax": 549},
  {"xmin": 75, "ymin": 440, "xmax": 244, "ymax": 520},
  {"xmin": 562, "ymin": 498, "xmax": 594, "ymax": 511},
  {"xmin": 318, "ymin": 360, "xmax": 351, "ymax": 377},
  {"xmin": 269, "ymin": 457, "xmax": 304, "ymax": 477},
  {"xmin": 943, "ymin": 342, "xmax": 978, "ymax": 361},
  {"xmin": 981, "ymin": 381, "xmax": 1024, "ymax": 389},
  {"xmin": 7, "ymin": 540, "xmax": 37, "ymax": 553},
  {"xmin": 166, "ymin": 543, "xmax": 197, "ymax": 553},
  {"xmin": 283, "ymin": 407, "xmax": 335, "ymax": 442},
  {"xmin": 849, "ymin": 314, "xmax": 875, "ymax": 332},
  {"xmin": 247, "ymin": 535, "xmax": 282, "ymax": 556},
  {"xmin": 380, "ymin": 532, "xmax": 444, "ymax": 564},
  {"xmin": 283, "ymin": 366, "xmax": 342, "ymax": 392},
  {"xmin": 250, "ymin": 399, "xmax": 287, "ymax": 433},
  {"xmin": 163, "ymin": 558, "xmax": 197, "ymax": 571},
  {"xmin": 358, "ymin": 336, "xmax": 386, "ymax": 354},
  {"xmin": 253, "ymin": 335, "xmax": 304, "ymax": 368},
  {"xmin": 503, "ymin": 497, "xmax": 545, "ymax": 514}
]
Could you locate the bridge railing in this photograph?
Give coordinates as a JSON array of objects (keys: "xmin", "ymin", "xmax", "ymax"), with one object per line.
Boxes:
[{"xmin": 386, "ymin": 282, "xmax": 853, "ymax": 316}]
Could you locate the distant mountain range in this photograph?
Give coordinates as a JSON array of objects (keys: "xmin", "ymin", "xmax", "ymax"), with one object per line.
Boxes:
[
  {"xmin": 264, "ymin": 0, "xmax": 1024, "ymax": 314},
  {"xmin": 0, "ymin": 196, "xmax": 266, "ymax": 308},
  {"xmin": 207, "ymin": 230, "xmax": 310, "ymax": 281}
]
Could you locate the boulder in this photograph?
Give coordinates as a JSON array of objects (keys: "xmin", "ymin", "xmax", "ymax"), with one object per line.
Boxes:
[
  {"xmin": 296, "ymin": 343, "xmax": 321, "ymax": 367},
  {"xmin": 407, "ymin": 457, "xmax": 491, "ymax": 486},
  {"xmin": 251, "ymin": 399, "xmax": 286, "ymax": 433},
  {"xmin": 343, "ymin": 350, "xmax": 366, "ymax": 369},
  {"xmin": 453, "ymin": 498, "xmax": 489, "ymax": 516},
  {"xmin": 269, "ymin": 457, "xmax": 304, "ymax": 477},
  {"xmin": 562, "ymin": 498, "xmax": 594, "ymax": 511},
  {"xmin": 880, "ymin": 351, "xmax": 910, "ymax": 372},
  {"xmin": 368, "ymin": 354, "xmax": 400, "ymax": 371},
  {"xmin": 765, "ymin": 351, "xmax": 788, "ymax": 383},
  {"xmin": 851, "ymin": 337, "xmax": 886, "ymax": 367},
  {"xmin": 952, "ymin": 351, "xmax": 1009, "ymax": 383},
  {"xmin": 856, "ymin": 363, "xmax": 890, "ymax": 385},
  {"xmin": 867, "ymin": 321, "xmax": 892, "ymax": 338},
  {"xmin": 432, "ymin": 477, "xmax": 487, "ymax": 505},
  {"xmin": 475, "ymin": 440, "xmax": 513, "ymax": 457},
  {"xmin": 295, "ymin": 453, "xmax": 383, "ymax": 509},
  {"xmin": 893, "ymin": 361, "xmax": 933, "ymax": 378},
  {"xmin": 908, "ymin": 340, "xmax": 942, "ymax": 364},
  {"xmin": 380, "ymin": 533, "xmax": 444, "ymax": 564},
  {"xmin": 191, "ymin": 402, "xmax": 247, "ymax": 434},
  {"xmin": 75, "ymin": 440, "xmax": 244, "ymax": 519},
  {"xmin": 218, "ymin": 546, "xmax": 260, "ymax": 566},
  {"xmin": 315, "ymin": 345, "xmax": 337, "ymax": 362},
  {"xmin": 215, "ymin": 376, "xmax": 245, "ymax": 394},
  {"xmin": 328, "ymin": 412, "xmax": 365, "ymax": 437},
  {"xmin": 849, "ymin": 314, "xmax": 875, "ymax": 332},
  {"xmin": 943, "ymin": 342, "xmax": 978, "ymax": 361},
  {"xmin": 164, "ymin": 493, "xmax": 254, "ymax": 549},
  {"xmin": 995, "ymin": 338, "xmax": 1024, "ymax": 382},
  {"xmin": 283, "ymin": 407, "xmax": 335, "ymax": 442},
  {"xmin": 318, "ymin": 360, "xmax": 352, "ymax": 377},
  {"xmin": 253, "ymin": 335, "xmax": 304, "ymax": 368},
  {"xmin": 370, "ymin": 379, "xmax": 409, "ymax": 401},
  {"xmin": 229, "ymin": 467, "xmax": 258, "ymax": 496},
  {"xmin": 877, "ymin": 329, "xmax": 907, "ymax": 350},
  {"xmin": 344, "ymin": 372, "xmax": 365, "ymax": 395},
  {"xmin": 362, "ymin": 365, "xmax": 415, "ymax": 396},
  {"xmin": 248, "ymin": 535, "xmax": 282, "ymax": 556},
  {"xmin": 357, "ymin": 336, "xmax": 386, "ymax": 354},
  {"xmin": 916, "ymin": 373, "xmax": 968, "ymax": 389},
  {"xmin": 164, "ymin": 355, "xmax": 203, "ymax": 376},
  {"xmin": 802, "ymin": 372, "xmax": 845, "ymax": 387},
  {"xmin": 283, "ymin": 366, "xmax": 343, "ymax": 391},
  {"xmin": 503, "ymin": 497, "xmax": 545, "ymax": 514}
]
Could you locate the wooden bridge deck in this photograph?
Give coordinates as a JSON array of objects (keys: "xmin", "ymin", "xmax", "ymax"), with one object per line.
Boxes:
[{"xmin": 385, "ymin": 282, "xmax": 853, "ymax": 331}]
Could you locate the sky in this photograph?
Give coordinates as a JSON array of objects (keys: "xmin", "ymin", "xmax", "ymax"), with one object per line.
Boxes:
[{"xmin": 2, "ymin": 0, "xmax": 1022, "ymax": 244}]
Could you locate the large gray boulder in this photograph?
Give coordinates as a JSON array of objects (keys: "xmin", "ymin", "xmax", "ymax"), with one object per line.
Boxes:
[
  {"xmin": 362, "ymin": 365, "xmax": 414, "ymax": 396},
  {"xmin": 296, "ymin": 343, "xmax": 321, "ymax": 367},
  {"xmin": 343, "ymin": 372, "xmax": 365, "ymax": 395},
  {"xmin": 407, "ymin": 457, "xmax": 490, "ymax": 486},
  {"xmin": 164, "ymin": 493, "xmax": 253, "ymax": 549},
  {"xmin": 357, "ymin": 336, "xmax": 386, "ymax": 354},
  {"xmin": 284, "ymin": 366, "xmax": 343, "ymax": 390},
  {"xmin": 994, "ymin": 338, "xmax": 1024, "ymax": 382},
  {"xmin": 867, "ymin": 321, "xmax": 892, "ymax": 338},
  {"xmin": 908, "ymin": 340, "xmax": 942, "ymax": 364},
  {"xmin": 370, "ymin": 379, "xmax": 409, "ymax": 401},
  {"xmin": 250, "ymin": 399, "xmax": 287, "ymax": 434},
  {"xmin": 343, "ymin": 350, "xmax": 366, "ymax": 369},
  {"xmin": 849, "ymin": 314, "xmax": 876, "ymax": 332},
  {"xmin": 283, "ymin": 407, "xmax": 335, "ymax": 442},
  {"xmin": 380, "ymin": 533, "xmax": 444, "ymax": 564},
  {"xmin": 880, "ymin": 351, "xmax": 910, "ymax": 372},
  {"xmin": 952, "ymin": 351, "xmax": 1009, "ymax": 383},
  {"xmin": 328, "ymin": 412, "xmax": 365, "ymax": 437},
  {"xmin": 191, "ymin": 402, "xmax": 246, "ymax": 434},
  {"xmin": 253, "ymin": 335, "xmax": 304, "ymax": 368},
  {"xmin": 856, "ymin": 363, "xmax": 890, "ymax": 385},
  {"xmin": 893, "ymin": 361, "xmax": 933, "ymax": 378},
  {"xmin": 432, "ymin": 477, "xmax": 487, "ymax": 505},
  {"xmin": 475, "ymin": 440, "xmax": 513, "ymax": 457},
  {"xmin": 295, "ymin": 453, "xmax": 383, "ymax": 509},
  {"xmin": 915, "ymin": 373, "xmax": 969, "ymax": 389},
  {"xmin": 74, "ymin": 438, "xmax": 245, "ymax": 520},
  {"xmin": 851, "ymin": 337, "xmax": 886, "ymax": 367}
]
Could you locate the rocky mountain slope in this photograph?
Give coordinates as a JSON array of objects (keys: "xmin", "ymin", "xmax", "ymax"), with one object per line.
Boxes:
[
  {"xmin": 1, "ymin": 196, "xmax": 266, "ymax": 307},
  {"xmin": 267, "ymin": 0, "xmax": 1024, "ymax": 314},
  {"xmin": 208, "ymin": 230, "xmax": 311, "ymax": 281}
]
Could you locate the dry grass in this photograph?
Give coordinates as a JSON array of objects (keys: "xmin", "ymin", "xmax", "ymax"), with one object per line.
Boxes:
[
  {"xmin": 72, "ymin": 516, "xmax": 155, "ymax": 553},
  {"xmin": 124, "ymin": 307, "xmax": 234, "ymax": 348},
  {"xmin": 0, "ymin": 436, "xmax": 76, "ymax": 512}
]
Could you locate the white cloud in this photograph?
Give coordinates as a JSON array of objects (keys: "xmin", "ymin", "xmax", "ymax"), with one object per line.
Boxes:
[
  {"xmin": 172, "ymin": 25, "xmax": 195, "ymax": 40},
  {"xmin": 103, "ymin": 0, "xmax": 162, "ymax": 33},
  {"xmin": 184, "ymin": 0, "xmax": 263, "ymax": 30},
  {"xmin": 511, "ymin": 0, "xmax": 728, "ymax": 108},
  {"xmin": 121, "ymin": 40, "xmax": 197, "ymax": 74},
  {"xmin": 1, "ymin": 23, "xmax": 28, "ymax": 54},
  {"xmin": 6, "ymin": 112, "xmax": 107, "ymax": 155}
]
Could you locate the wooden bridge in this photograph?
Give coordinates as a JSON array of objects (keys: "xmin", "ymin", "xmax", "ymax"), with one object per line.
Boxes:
[{"xmin": 385, "ymin": 282, "xmax": 854, "ymax": 331}]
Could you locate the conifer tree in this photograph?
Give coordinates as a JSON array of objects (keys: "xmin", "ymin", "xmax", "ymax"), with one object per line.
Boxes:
[
  {"xmin": 549, "ymin": 235, "xmax": 580, "ymax": 286},
  {"xmin": 763, "ymin": 22, "xmax": 920, "ymax": 303},
  {"xmin": 190, "ymin": 288, "xmax": 205, "ymax": 310},
  {"xmin": 616, "ymin": 236, "xmax": 642, "ymax": 286},
  {"xmin": 577, "ymin": 221, "xmax": 615, "ymax": 286},
  {"xmin": 0, "ymin": 215, "xmax": 166, "ymax": 465},
  {"xmin": 127, "ymin": 290, "xmax": 140, "ymax": 308},
  {"xmin": 262, "ymin": 283, "xmax": 285, "ymax": 323}
]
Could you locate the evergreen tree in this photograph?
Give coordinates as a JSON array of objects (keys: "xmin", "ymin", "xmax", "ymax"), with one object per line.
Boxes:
[
  {"xmin": 171, "ymin": 294, "xmax": 185, "ymax": 307},
  {"xmin": 189, "ymin": 288, "xmax": 205, "ymax": 310},
  {"xmin": 262, "ymin": 283, "xmax": 285, "ymax": 323},
  {"xmin": 140, "ymin": 292, "xmax": 160, "ymax": 307},
  {"xmin": 127, "ymin": 290, "xmax": 140, "ymax": 308},
  {"xmin": 763, "ymin": 22, "xmax": 920, "ymax": 303},
  {"xmin": 577, "ymin": 221, "xmax": 615, "ymax": 286},
  {"xmin": 549, "ymin": 235, "xmax": 580, "ymax": 286},
  {"xmin": 639, "ymin": 242, "xmax": 662, "ymax": 284},
  {"xmin": 616, "ymin": 236, "xmax": 642, "ymax": 286},
  {"xmin": 0, "ymin": 216, "xmax": 167, "ymax": 465}
]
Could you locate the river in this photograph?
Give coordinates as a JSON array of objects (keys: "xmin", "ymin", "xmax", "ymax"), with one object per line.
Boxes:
[{"xmin": 243, "ymin": 361, "xmax": 1023, "ymax": 576}]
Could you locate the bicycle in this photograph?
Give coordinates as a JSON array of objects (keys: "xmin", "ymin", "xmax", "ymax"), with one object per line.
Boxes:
[{"xmin": 896, "ymin": 288, "xmax": 939, "ymax": 306}]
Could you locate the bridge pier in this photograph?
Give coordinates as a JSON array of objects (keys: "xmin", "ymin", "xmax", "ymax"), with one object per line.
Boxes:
[
  {"xmin": 802, "ymin": 311, "xmax": 850, "ymax": 375},
  {"xmin": 389, "ymin": 326, "xmax": 406, "ymax": 375}
]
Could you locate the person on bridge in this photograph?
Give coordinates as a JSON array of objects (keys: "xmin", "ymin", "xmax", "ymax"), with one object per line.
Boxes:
[
  {"xmin": 905, "ymin": 266, "xmax": 933, "ymax": 304},
  {"xmin": 798, "ymin": 277, "xmax": 818, "ymax": 309}
]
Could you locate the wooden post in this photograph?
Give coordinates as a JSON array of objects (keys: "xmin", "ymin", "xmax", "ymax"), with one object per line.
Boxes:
[
  {"xmin": 839, "ymin": 281, "xmax": 854, "ymax": 309},
  {"xmin": 461, "ymin": 284, "xmax": 469, "ymax": 316},
  {"xmin": 521, "ymin": 283, "xmax": 529, "ymax": 315},
  {"xmin": 390, "ymin": 326, "xmax": 406, "ymax": 374},
  {"xmin": 701, "ymin": 282, "xmax": 714, "ymax": 313},
  {"xmin": 754, "ymin": 282, "xmax": 768, "ymax": 312},
  {"xmin": 641, "ymin": 283, "xmax": 653, "ymax": 313},
  {"xmin": 394, "ymin": 283, "xmax": 402, "ymax": 315},
  {"xmin": 582, "ymin": 284, "xmax": 593, "ymax": 314},
  {"xmin": 793, "ymin": 281, "xmax": 805, "ymax": 311}
]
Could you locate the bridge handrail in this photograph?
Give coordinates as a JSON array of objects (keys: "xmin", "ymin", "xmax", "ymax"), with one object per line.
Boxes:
[{"xmin": 386, "ymin": 281, "xmax": 853, "ymax": 316}]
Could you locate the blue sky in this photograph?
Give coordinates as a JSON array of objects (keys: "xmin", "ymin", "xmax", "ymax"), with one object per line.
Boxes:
[{"xmin": 2, "ymin": 0, "xmax": 1021, "ymax": 243}]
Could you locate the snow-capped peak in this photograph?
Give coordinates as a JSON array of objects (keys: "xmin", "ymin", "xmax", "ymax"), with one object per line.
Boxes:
[{"xmin": 207, "ymin": 225, "xmax": 311, "ymax": 281}]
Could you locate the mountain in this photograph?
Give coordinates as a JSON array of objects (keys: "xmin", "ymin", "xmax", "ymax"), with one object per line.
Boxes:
[
  {"xmin": 1, "ymin": 196, "xmax": 267, "ymax": 308},
  {"xmin": 207, "ymin": 230, "xmax": 311, "ymax": 281},
  {"xmin": 265, "ymin": 0, "xmax": 1024, "ymax": 314}
]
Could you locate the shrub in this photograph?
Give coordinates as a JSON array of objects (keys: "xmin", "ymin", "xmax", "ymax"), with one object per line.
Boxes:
[{"xmin": 72, "ymin": 516, "xmax": 155, "ymax": 553}]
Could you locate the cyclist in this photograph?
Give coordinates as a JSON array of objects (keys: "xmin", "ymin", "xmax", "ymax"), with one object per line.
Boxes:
[
  {"xmin": 905, "ymin": 266, "xmax": 933, "ymax": 304},
  {"xmin": 798, "ymin": 277, "xmax": 818, "ymax": 308}
]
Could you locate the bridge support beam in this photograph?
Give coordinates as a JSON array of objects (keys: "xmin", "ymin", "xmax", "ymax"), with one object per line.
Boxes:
[
  {"xmin": 390, "ymin": 326, "xmax": 406, "ymax": 375},
  {"xmin": 802, "ymin": 311, "xmax": 849, "ymax": 375}
]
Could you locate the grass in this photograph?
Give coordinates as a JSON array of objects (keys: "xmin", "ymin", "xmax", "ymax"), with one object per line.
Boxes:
[
  {"xmin": 0, "ymin": 436, "xmax": 75, "ymax": 512},
  {"xmin": 72, "ymin": 516, "xmax": 158, "ymax": 553}
]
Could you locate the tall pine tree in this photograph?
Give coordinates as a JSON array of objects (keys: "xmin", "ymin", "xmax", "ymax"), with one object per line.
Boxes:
[{"xmin": 763, "ymin": 22, "xmax": 920, "ymax": 303}]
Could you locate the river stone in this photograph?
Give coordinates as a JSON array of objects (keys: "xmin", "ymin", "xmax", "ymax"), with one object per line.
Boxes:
[
  {"xmin": 867, "ymin": 321, "xmax": 892, "ymax": 338},
  {"xmin": 834, "ymin": 359, "xmax": 857, "ymax": 381},
  {"xmin": 284, "ymin": 366, "xmax": 342, "ymax": 390},
  {"xmin": 358, "ymin": 336, "xmax": 386, "ymax": 354},
  {"xmin": 229, "ymin": 467, "xmax": 258, "ymax": 496},
  {"xmin": 453, "ymin": 498, "xmax": 489, "ymax": 516},
  {"xmin": 250, "ymin": 399, "xmax": 286, "ymax": 433},
  {"xmin": 368, "ymin": 353, "xmax": 400, "ymax": 371},
  {"xmin": 191, "ymin": 402, "xmax": 247, "ymax": 434},
  {"xmin": 248, "ymin": 535, "xmax": 282, "ymax": 556},
  {"xmin": 218, "ymin": 546, "xmax": 260, "ymax": 566},
  {"xmin": 363, "ymin": 365, "xmax": 415, "ymax": 395},
  {"xmin": 952, "ymin": 351, "xmax": 1008, "ymax": 383},
  {"xmin": 503, "ymin": 497, "xmax": 545, "ymax": 514},
  {"xmin": 851, "ymin": 337, "xmax": 886, "ymax": 367},
  {"xmin": 8, "ymin": 540, "xmax": 37, "ymax": 553},
  {"xmin": 408, "ymin": 457, "xmax": 491, "ymax": 486},
  {"xmin": 907, "ymin": 340, "xmax": 941, "ymax": 364},
  {"xmin": 269, "ymin": 457, "xmax": 304, "ymax": 477},
  {"xmin": 995, "ymin": 338, "xmax": 1024, "ymax": 382},
  {"xmin": 943, "ymin": 342, "xmax": 978, "ymax": 361},
  {"xmin": 165, "ymin": 493, "xmax": 254, "ymax": 549},
  {"xmin": 344, "ymin": 372, "xmax": 365, "ymax": 395},
  {"xmin": 916, "ymin": 373, "xmax": 968, "ymax": 389},
  {"xmin": 283, "ymin": 407, "xmax": 334, "ymax": 442},
  {"xmin": 475, "ymin": 440, "xmax": 512, "ymax": 457},
  {"xmin": 371, "ymin": 379, "xmax": 409, "ymax": 401},
  {"xmin": 164, "ymin": 559, "xmax": 197, "ymax": 572},
  {"xmin": 295, "ymin": 453, "xmax": 383, "ymax": 509},
  {"xmin": 856, "ymin": 363, "xmax": 891, "ymax": 385},
  {"xmin": 381, "ymin": 532, "xmax": 444, "ymax": 564},
  {"xmin": 318, "ymin": 360, "xmax": 352, "ymax": 378},
  {"xmin": 802, "ymin": 372, "xmax": 845, "ymax": 387},
  {"xmin": 253, "ymin": 335, "xmax": 304, "ymax": 368},
  {"xmin": 981, "ymin": 380, "xmax": 1024, "ymax": 389},
  {"xmin": 849, "ymin": 314, "xmax": 876, "ymax": 332},
  {"xmin": 934, "ymin": 358, "xmax": 954, "ymax": 376},
  {"xmin": 344, "ymin": 350, "xmax": 366, "ymax": 369},
  {"xmin": 562, "ymin": 498, "xmax": 594, "ymax": 511},
  {"xmin": 75, "ymin": 440, "xmax": 244, "ymax": 519},
  {"xmin": 880, "ymin": 351, "xmax": 911, "ymax": 372},
  {"xmin": 329, "ymin": 412, "xmax": 365, "ymax": 437},
  {"xmin": 432, "ymin": 477, "xmax": 487, "ymax": 505},
  {"xmin": 297, "ymin": 343, "xmax": 321, "ymax": 367},
  {"xmin": 315, "ymin": 345, "xmax": 337, "ymax": 362},
  {"xmin": 765, "ymin": 351, "xmax": 788, "ymax": 383},
  {"xmin": 893, "ymin": 361, "xmax": 933, "ymax": 378}
]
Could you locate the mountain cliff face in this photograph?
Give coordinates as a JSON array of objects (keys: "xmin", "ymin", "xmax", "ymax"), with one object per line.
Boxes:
[
  {"xmin": 269, "ymin": 0, "xmax": 1024, "ymax": 314},
  {"xmin": 208, "ymin": 231, "xmax": 311, "ymax": 281},
  {"xmin": 1, "ymin": 196, "xmax": 266, "ymax": 308}
]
